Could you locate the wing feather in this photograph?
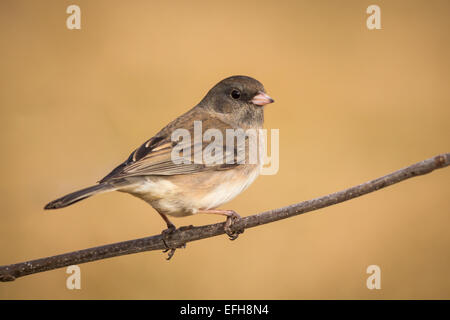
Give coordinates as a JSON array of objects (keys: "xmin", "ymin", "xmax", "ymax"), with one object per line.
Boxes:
[{"xmin": 99, "ymin": 115, "xmax": 247, "ymax": 182}]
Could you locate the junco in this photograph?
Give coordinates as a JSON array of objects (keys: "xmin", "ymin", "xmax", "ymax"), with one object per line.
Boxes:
[{"xmin": 45, "ymin": 75, "xmax": 274, "ymax": 240}]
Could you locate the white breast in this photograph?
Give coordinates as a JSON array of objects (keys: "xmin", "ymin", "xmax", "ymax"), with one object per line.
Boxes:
[{"xmin": 198, "ymin": 167, "xmax": 261, "ymax": 211}]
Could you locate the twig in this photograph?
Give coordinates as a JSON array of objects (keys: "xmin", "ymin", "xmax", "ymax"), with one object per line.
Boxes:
[{"xmin": 1, "ymin": 153, "xmax": 448, "ymax": 282}]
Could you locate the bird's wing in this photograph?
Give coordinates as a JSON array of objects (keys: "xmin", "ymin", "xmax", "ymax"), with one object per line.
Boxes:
[{"xmin": 99, "ymin": 115, "xmax": 248, "ymax": 182}]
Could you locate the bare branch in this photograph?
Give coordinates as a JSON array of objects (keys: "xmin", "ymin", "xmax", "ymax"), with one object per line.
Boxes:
[{"xmin": 1, "ymin": 153, "xmax": 448, "ymax": 282}]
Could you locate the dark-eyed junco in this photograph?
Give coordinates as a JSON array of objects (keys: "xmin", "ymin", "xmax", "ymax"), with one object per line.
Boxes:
[{"xmin": 45, "ymin": 75, "xmax": 274, "ymax": 239}]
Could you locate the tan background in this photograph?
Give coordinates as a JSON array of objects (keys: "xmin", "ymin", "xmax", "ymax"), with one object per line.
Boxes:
[{"xmin": 0, "ymin": 0, "xmax": 449, "ymax": 299}]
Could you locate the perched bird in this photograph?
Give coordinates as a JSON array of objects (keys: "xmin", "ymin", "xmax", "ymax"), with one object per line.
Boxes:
[{"xmin": 45, "ymin": 75, "xmax": 274, "ymax": 240}]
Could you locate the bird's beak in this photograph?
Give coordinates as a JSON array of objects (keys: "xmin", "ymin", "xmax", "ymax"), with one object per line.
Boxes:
[{"xmin": 251, "ymin": 91, "xmax": 275, "ymax": 106}]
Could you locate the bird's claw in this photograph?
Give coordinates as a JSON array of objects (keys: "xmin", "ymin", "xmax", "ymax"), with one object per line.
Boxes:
[
  {"xmin": 161, "ymin": 223, "xmax": 176, "ymax": 238},
  {"xmin": 224, "ymin": 211, "xmax": 244, "ymax": 240},
  {"xmin": 161, "ymin": 224, "xmax": 191, "ymax": 260}
]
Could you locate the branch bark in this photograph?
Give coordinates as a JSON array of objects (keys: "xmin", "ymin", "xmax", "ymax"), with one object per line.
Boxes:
[{"xmin": 1, "ymin": 153, "xmax": 449, "ymax": 282}]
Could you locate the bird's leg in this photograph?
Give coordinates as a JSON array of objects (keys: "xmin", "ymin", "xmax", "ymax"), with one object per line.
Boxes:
[
  {"xmin": 198, "ymin": 209, "xmax": 244, "ymax": 240},
  {"xmin": 158, "ymin": 212, "xmax": 191, "ymax": 260},
  {"xmin": 158, "ymin": 212, "xmax": 195, "ymax": 234},
  {"xmin": 158, "ymin": 212, "xmax": 179, "ymax": 260},
  {"xmin": 159, "ymin": 212, "xmax": 176, "ymax": 235}
]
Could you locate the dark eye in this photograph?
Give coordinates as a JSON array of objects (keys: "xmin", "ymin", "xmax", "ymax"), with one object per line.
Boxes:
[{"xmin": 231, "ymin": 89, "xmax": 241, "ymax": 100}]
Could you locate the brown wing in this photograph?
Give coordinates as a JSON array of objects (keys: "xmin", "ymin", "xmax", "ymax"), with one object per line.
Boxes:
[{"xmin": 99, "ymin": 113, "xmax": 243, "ymax": 182}]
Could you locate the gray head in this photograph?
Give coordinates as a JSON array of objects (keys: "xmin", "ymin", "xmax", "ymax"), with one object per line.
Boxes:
[{"xmin": 199, "ymin": 75, "xmax": 274, "ymax": 127}]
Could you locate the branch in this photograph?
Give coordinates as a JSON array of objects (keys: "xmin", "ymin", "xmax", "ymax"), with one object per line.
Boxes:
[{"xmin": 1, "ymin": 153, "xmax": 449, "ymax": 282}]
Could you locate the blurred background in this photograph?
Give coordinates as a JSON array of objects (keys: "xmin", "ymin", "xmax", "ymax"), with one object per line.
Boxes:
[{"xmin": 0, "ymin": 0, "xmax": 449, "ymax": 299}]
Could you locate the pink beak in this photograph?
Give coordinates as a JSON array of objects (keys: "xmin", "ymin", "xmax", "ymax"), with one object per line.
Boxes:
[{"xmin": 251, "ymin": 91, "xmax": 274, "ymax": 106}]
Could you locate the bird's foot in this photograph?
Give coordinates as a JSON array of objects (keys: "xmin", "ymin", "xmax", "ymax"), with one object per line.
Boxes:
[
  {"xmin": 224, "ymin": 210, "xmax": 244, "ymax": 240},
  {"xmin": 160, "ymin": 223, "xmax": 193, "ymax": 260},
  {"xmin": 161, "ymin": 223, "xmax": 176, "ymax": 238},
  {"xmin": 162, "ymin": 242, "xmax": 186, "ymax": 261}
]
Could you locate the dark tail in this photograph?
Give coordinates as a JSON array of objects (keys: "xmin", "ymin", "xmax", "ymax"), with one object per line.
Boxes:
[{"xmin": 44, "ymin": 183, "xmax": 116, "ymax": 210}]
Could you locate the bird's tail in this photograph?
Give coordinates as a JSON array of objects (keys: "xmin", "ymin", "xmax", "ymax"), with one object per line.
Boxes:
[{"xmin": 44, "ymin": 183, "xmax": 116, "ymax": 210}]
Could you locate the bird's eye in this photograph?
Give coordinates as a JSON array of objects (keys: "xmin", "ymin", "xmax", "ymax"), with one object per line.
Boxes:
[{"xmin": 231, "ymin": 89, "xmax": 241, "ymax": 100}]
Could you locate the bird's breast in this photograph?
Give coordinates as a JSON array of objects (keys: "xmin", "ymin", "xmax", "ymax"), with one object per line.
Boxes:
[{"xmin": 122, "ymin": 164, "xmax": 261, "ymax": 217}]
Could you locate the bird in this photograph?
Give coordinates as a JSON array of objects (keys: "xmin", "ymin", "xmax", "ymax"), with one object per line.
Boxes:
[{"xmin": 45, "ymin": 75, "xmax": 274, "ymax": 242}]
